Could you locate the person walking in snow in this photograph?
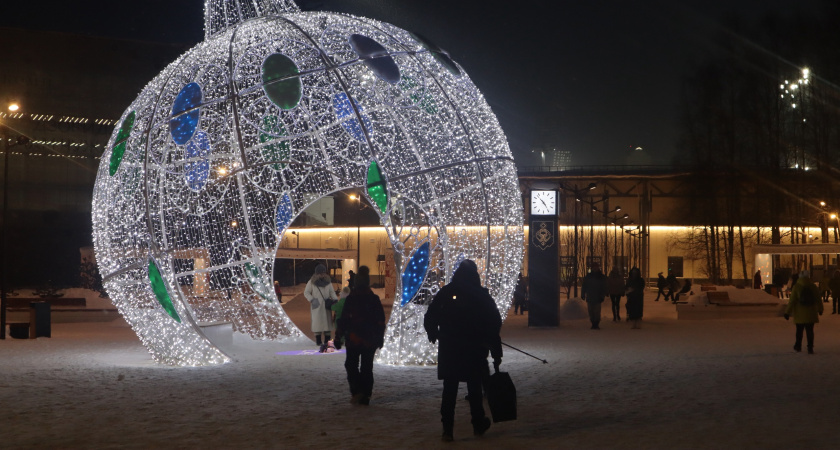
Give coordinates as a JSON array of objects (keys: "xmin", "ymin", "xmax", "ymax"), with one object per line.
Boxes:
[
  {"xmin": 664, "ymin": 272, "xmax": 678, "ymax": 302},
  {"xmin": 819, "ymin": 272, "xmax": 831, "ymax": 303},
  {"xmin": 273, "ymin": 280, "xmax": 283, "ymax": 304},
  {"xmin": 753, "ymin": 270, "xmax": 763, "ymax": 290},
  {"xmin": 829, "ymin": 270, "xmax": 840, "ymax": 314},
  {"xmin": 424, "ymin": 259, "xmax": 502, "ymax": 442},
  {"xmin": 625, "ymin": 267, "xmax": 645, "ymax": 329},
  {"xmin": 654, "ymin": 272, "xmax": 666, "ymax": 301},
  {"xmin": 335, "ymin": 266, "xmax": 385, "ymax": 405},
  {"xmin": 304, "ymin": 264, "xmax": 337, "ymax": 346},
  {"xmin": 784, "ymin": 269, "xmax": 823, "ymax": 354},
  {"xmin": 607, "ymin": 267, "xmax": 625, "ymax": 322},
  {"xmin": 581, "ymin": 262, "xmax": 608, "ymax": 329},
  {"xmin": 332, "ymin": 286, "xmax": 350, "ymax": 323}
]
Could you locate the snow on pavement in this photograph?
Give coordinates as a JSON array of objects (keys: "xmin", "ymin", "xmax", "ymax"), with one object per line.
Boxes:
[{"xmin": 2, "ymin": 291, "xmax": 839, "ymax": 449}]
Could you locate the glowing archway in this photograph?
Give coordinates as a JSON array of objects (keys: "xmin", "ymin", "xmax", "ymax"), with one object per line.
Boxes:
[{"xmin": 92, "ymin": 0, "xmax": 523, "ymax": 366}]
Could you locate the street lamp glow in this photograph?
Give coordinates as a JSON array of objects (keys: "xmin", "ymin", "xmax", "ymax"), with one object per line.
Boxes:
[{"xmin": 7, "ymin": 104, "xmax": 19, "ymax": 112}]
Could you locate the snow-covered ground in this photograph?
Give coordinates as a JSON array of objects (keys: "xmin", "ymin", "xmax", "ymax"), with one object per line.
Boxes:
[{"xmin": 2, "ymin": 289, "xmax": 839, "ymax": 449}]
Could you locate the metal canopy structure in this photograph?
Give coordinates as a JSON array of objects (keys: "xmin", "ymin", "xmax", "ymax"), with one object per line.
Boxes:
[{"xmin": 753, "ymin": 244, "xmax": 840, "ymax": 287}]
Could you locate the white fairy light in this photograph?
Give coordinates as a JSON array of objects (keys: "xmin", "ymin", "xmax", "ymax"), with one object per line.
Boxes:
[{"xmin": 92, "ymin": 0, "xmax": 523, "ymax": 366}]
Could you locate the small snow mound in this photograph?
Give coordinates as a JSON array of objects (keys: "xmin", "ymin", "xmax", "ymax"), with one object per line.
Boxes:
[
  {"xmin": 685, "ymin": 286, "xmax": 784, "ymax": 306},
  {"xmin": 560, "ymin": 297, "xmax": 588, "ymax": 320}
]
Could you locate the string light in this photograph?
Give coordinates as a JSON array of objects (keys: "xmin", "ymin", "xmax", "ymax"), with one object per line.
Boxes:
[{"xmin": 92, "ymin": 0, "xmax": 523, "ymax": 366}]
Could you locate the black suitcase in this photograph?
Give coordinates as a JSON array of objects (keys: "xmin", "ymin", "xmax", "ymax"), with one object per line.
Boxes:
[{"xmin": 486, "ymin": 370, "xmax": 517, "ymax": 422}]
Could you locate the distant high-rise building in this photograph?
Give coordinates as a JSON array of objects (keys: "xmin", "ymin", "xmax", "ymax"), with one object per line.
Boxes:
[
  {"xmin": 553, "ymin": 150, "xmax": 572, "ymax": 169},
  {"xmin": 527, "ymin": 147, "xmax": 572, "ymax": 170}
]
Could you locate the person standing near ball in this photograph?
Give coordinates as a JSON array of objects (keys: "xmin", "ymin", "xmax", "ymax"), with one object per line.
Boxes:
[
  {"xmin": 335, "ymin": 266, "xmax": 385, "ymax": 405},
  {"xmin": 424, "ymin": 259, "xmax": 502, "ymax": 442}
]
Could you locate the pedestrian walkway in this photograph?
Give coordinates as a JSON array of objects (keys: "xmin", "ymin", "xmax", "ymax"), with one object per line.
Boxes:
[{"xmin": 2, "ymin": 291, "xmax": 838, "ymax": 448}]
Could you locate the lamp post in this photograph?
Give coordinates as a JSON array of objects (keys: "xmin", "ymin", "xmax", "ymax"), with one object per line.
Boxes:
[
  {"xmin": 290, "ymin": 230, "xmax": 299, "ymax": 285},
  {"xmin": 560, "ymin": 182, "xmax": 596, "ymax": 297},
  {"xmin": 608, "ymin": 213, "xmax": 630, "ymax": 271},
  {"xmin": 349, "ymin": 192, "xmax": 362, "ymax": 271},
  {"xmin": 624, "ymin": 225, "xmax": 640, "ymax": 269},
  {"xmin": 1, "ymin": 105, "xmax": 31, "ymax": 339},
  {"xmin": 582, "ymin": 195, "xmax": 608, "ymax": 263},
  {"xmin": 593, "ymin": 205, "xmax": 621, "ymax": 269}
]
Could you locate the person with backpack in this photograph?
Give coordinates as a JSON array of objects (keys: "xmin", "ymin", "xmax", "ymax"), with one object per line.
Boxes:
[
  {"xmin": 784, "ymin": 269, "xmax": 823, "ymax": 354},
  {"xmin": 424, "ymin": 259, "xmax": 502, "ymax": 442}
]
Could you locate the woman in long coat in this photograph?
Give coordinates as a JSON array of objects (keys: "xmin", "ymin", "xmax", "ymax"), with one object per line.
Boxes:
[
  {"xmin": 304, "ymin": 263, "xmax": 338, "ymax": 346},
  {"xmin": 424, "ymin": 260, "xmax": 502, "ymax": 441},
  {"xmin": 625, "ymin": 267, "xmax": 645, "ymax": 329}
]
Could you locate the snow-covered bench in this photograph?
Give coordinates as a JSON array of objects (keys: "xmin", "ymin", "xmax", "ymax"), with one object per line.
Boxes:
[
  {"xmin": 677, "ymin": 289, "xmax": 784, "ymax": 319},
  {"xmin": 706, "ymin": 291, "xmax": 778, "ymax": 307}
]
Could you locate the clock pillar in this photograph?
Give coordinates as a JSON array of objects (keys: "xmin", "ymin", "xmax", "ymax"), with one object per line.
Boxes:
[{"xmin": 528, "ymin": 191, "xmax": 559, "ymax": 327}]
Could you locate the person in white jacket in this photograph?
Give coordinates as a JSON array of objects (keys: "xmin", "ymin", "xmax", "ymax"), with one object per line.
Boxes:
[{"xmin": 304, "ymin": 264, "xmax": 338, "ymax": 346}]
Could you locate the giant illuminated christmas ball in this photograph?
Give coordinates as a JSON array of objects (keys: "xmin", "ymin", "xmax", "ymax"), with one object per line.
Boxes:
[{"xmin": 92, "ymin": 0, "xmax": 523, "ymax": 366}]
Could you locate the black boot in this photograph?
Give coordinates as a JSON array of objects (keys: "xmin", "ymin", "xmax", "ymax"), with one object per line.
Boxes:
[
  {"xmin": 472, "ymin": 417, "xmax": 491, "ymax": 436},
  {"xmin": 324, "ymin": 333, "xmax": 331, "ymax": 342},
  {"xmin": 316, "ymin": 334, "xmax": 322, "ymax": 346},
  {"xmin": 442, "ymin": 419, "xmax": 454, "ymax": 442}
]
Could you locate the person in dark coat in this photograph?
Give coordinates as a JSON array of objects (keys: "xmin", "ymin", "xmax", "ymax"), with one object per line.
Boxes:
[
  {"xmin": 347, "ymin": 269, "xmax": 356, "ymax": 289},
  {"xmin": 664, "ymin": 272, "xmax": 678, "ymax": 302},
  {"xmin": 829, "ymin": 270, "xmax": 840, "ymax": 314},
  {"xmin": 625, "ymin": 267, "xmax": 645, "ymax": 329},
  {"xmin": 424, "ymin": 259, "xmax": 502, "ymax": 442},
  {"xmin": 335, "ymin": 266, "xmax": 385, "ymax": 405},
  {"xmin": 513, "ymin": 272, "xmax": 528, "ymax": 315},
  {"xmin": 607, "ymin": 268, "xmax": 625, "ymax": 322},
  {"xmin": 581, "ymin": 262, "xmax": 608, "ymax": 329},
  {"xmin": 673, "ymin": 279, "xmax": 693, "ymax": 303},
  {"xmin": 654, "ymin": 272, "xmax": 666, "ymax": 301},
  {"xmin": 753, "ymin": 270, "xmax": 763, "ymax": 290}
]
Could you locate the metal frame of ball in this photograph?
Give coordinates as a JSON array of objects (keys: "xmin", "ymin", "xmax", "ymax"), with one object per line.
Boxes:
[{"xmin": 92, "ymin": 9, "xmax": 523, "ymax": 367}]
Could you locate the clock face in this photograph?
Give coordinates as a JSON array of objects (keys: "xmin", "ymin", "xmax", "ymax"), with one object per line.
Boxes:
[{"xmin": 531, "ymin": 190, "xmax": 557, "ymax": 215}]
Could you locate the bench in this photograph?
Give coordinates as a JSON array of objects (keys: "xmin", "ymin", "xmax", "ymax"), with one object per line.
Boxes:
[
  {"xmin": 706, "ymin": 290, "xmax": 780, "ymax": 307},
  {"xmin": 706, "ymin": 291, "xmax": 733, "ymax": 305},
  {"xmin": 7, "ymin": 297, "xmax": 86, "ymax": 308},
  {"xmin": 6, "ymin": 302, "xmax": 51, "ymax": 339},
  {"xmin": 6, "ymin": 298, "xmax": 114, "ymax": 333},
  {"xmin": 678, "ymin": 289, "xmax": 785, "ymax": 319}
]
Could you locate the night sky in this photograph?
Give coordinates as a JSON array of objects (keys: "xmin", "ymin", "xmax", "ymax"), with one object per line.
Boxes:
[{"xmin": 0, "ymin": 0, "xmax": 831, "ymax": 166}]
